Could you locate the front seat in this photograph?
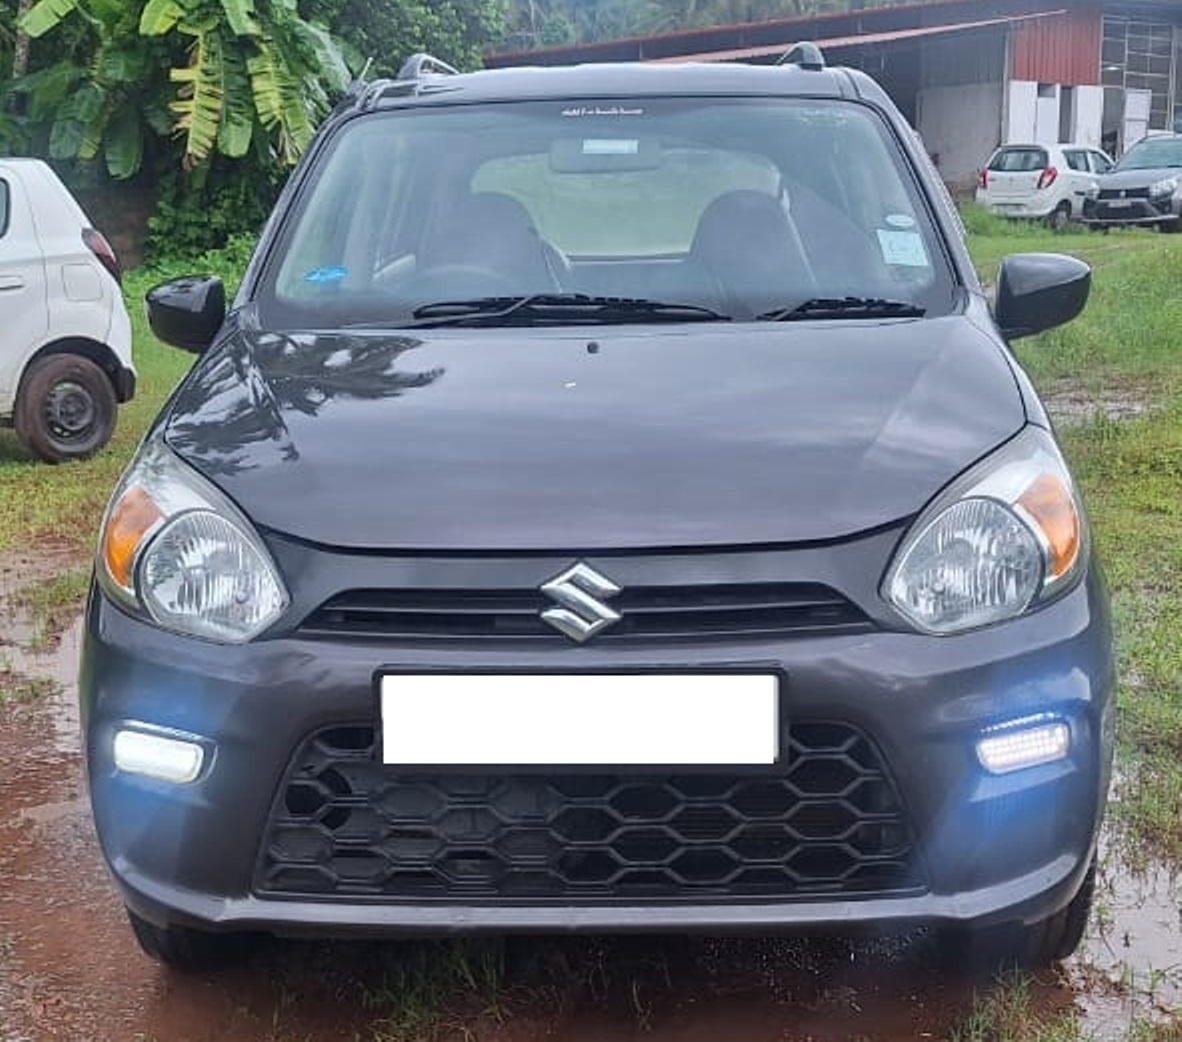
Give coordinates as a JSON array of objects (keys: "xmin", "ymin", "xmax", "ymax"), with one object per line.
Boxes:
[
  {"xmin": 423, "ymin": 191, "xmax": 563, "ymax": 293},
  {"xmin": 688, "ymin": 189, "xmax": 816, "ymax": 317}
]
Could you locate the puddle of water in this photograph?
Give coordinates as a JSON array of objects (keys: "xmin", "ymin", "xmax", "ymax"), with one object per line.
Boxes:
[
  {"xmin": 1069, "ymin": 855, "xmax": 1182, "ymax": 1032},
  {"xmin": 1, "ymin": 614, "xmax": 84, "ymax": 756}
]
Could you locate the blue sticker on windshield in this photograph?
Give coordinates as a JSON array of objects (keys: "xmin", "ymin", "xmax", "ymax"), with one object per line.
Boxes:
[{"xmin": 303, "ymin": 265, "xmax": 348, "ymax": 285}]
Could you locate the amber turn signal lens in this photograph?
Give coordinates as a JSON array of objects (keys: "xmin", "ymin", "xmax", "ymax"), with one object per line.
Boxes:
[
  {"xmin": 102, "ymin": 486, "xmax": 162, "ymax": 590},
  {"xmin": 1018, "ymin": 473, "xmax": 1080, "ymax": 580}
]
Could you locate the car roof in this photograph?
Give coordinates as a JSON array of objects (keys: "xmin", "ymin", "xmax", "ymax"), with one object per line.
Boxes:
[
  {"xmin": 342, "ymin": 61, "xmax": 881, "ymax": 117},
  {"xmin": 0, "ymin": 157, "xmax": 53, "ymax": 169}
]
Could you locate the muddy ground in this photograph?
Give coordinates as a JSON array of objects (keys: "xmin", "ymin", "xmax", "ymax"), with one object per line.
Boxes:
[{"xmin": 1, "ymin": 558, "xmax": 1179, "ymax": 1042}]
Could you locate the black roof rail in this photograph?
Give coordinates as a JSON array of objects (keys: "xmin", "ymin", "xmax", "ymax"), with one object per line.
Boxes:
[
  {"xmin": 778, "ymin": 42, "xmax": 825, "ymax": 71},
  {"xmin": 397, "ymin": 53, "xmax": 460, "ymax": 80}
]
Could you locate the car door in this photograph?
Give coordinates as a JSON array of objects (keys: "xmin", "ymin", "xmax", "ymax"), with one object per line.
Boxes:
[
  {"xmin": 0, "ymin": 164, "xmax": 49, "ymax": 412},
  {"xmin": 1061, "ymin": 149, "xmax": 1096, "ymax": 215}
]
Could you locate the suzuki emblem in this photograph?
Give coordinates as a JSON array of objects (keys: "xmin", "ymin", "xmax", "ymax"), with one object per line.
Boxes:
[{"xmin": 540, "ymin": 562, "xmax": 622, "ymax": 643}]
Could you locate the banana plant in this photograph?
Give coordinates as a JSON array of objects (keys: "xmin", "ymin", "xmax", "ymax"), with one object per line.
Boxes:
[{"xmin": 17, "ymin": 0, "xmax": 348, "ymax": 172}]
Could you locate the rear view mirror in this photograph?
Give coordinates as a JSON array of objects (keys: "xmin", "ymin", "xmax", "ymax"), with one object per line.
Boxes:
[
  {"xmin": 549, "ymin": 135, "xmax": 662, "ymax": 173},
  {"xmin": 145, "ymin": 276, "xmax": 226, "ymax": 354},
  {"xmin": 994, "ymin": 253, "xmax": 1090, "ymax": 340}
]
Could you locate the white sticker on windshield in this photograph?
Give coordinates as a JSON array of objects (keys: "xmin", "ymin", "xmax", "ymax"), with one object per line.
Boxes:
[
  {"xmin": 877, "ymin": 229, "xmax": 929, "ymax": 267},
  {"xmin": 582, "ymin": 139, "xmax": 639, "ymax": 155}
]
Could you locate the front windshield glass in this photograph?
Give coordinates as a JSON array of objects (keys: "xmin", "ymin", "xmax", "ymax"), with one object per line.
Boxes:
[
  {"xmin": 1115, "ymin": 136, "xmax": 1182, "ymax": 171},
  {"xmin": 259, "ymin": 98, "xmax": 954, "ymax": 326}
]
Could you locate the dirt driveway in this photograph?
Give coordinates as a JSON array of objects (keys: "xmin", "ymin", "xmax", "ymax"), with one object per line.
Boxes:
[{"xmin": 1, "ymin": 560, "xmax": 1178, "ymax": 1042}]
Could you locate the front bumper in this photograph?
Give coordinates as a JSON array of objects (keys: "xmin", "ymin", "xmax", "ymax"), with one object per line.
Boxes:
[
  {"xmin": 1083, "ymin": 195, "xmax": 1181, "ymax": 226},
  {"xmin": 114, "ymin": 365, "xmax": 136, "ymax": 403},
  {"xmin": 80, "ymin": 566, "xmax": 1114, "ymax": 937}
]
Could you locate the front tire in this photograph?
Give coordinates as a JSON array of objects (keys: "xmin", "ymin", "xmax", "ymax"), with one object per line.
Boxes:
[
  {"xmin": 14, "ymin": 354, "xmax": 117, "ymax": 463},
  {"xmin": 127, "ymin": 908, "xmax": 259, "ymax": 972},
  {"xmin": 1159, "ymin": 217, "xmax": 1182, "ymax": 234},
  {"xmin": 940, "ymin": 859, "xmax": 1096, "ymax": 971}
]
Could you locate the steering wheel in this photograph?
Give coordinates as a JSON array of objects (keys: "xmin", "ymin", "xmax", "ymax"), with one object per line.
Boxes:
[{"xmin": 405, "ymin": 264, "xmax": 523, "ymax": 301}]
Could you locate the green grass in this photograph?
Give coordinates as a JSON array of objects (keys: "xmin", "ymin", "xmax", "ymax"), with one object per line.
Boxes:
[
  {"xmin": 1064, "ymin": 406, "xmax": 1182, "ymax": 861},
  {"xmin": 963, "ymin": 207, "xmax": 1182, "ymax": 386},
  {"xmin": 0, "ymin": 661, "xmax": 60, "ymax": 705},
  {"xmin": 950, "ymin": 972, "xmax": 1182, "ymax": 1042},
  {"xmin": 8, "ymin": 566, "xmax": 92, "ymax": 649}
]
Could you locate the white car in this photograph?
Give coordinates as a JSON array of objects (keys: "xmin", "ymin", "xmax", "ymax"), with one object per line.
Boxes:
[
  {"xmin": 976, "ymin": 143, "xmax": 1114, "ymax": 228},
  {"xmin": 0, "ymin": 158, "xmax": 134, "ymax": 462}
]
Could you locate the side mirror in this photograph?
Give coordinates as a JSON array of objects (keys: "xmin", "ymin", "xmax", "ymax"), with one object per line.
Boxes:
[
  {"xmin": 145, "ymin": 276, "xmax": 226, "ymax": 353},
  {"xmin": 995, "ymin": 253, "xmax": 1090, "ymax": 340}
]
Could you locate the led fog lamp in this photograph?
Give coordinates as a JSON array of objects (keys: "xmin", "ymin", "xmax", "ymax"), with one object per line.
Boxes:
[
  {"xmin": 113, "ymin": 727, "xmax": 206, "ymax": 784},
  {"xmin": 976, "ymin": 717, "xmax": 1070, "ymax": 774}
]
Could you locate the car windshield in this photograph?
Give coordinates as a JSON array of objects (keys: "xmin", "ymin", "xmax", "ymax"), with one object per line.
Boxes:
[
  {"xmin": 259, "ymin": 97, "xmax": 954, "ymax": 326},
  {"xmin": 1115, "ymin": 137, "xmax": 1182, "ymax": 171}
]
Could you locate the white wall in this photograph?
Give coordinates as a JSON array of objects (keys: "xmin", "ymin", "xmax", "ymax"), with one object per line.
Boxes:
[
  {"xmin": 1006, "ymin": 80, "xmax": 1039, "ymax": 142},
  {"xmin": 1034, "ymin": 85, "xmax": 1060, "ymax": 144},
  {"xmin": 1073, "ymin": 86, "xmax": 1104, "ymax": 147},
  {"xmin": 916, "ymin": 82, "xmax": 1005, "ymax": 189},
  {"xmin": 1006, "ymin": 80, "xmax": 1104, "ymax": 147}
]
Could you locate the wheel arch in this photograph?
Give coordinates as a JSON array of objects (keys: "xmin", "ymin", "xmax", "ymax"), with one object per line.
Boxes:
[{"xmin": 18, "ymin": 337, "xmax": 133, "ymax": 404}]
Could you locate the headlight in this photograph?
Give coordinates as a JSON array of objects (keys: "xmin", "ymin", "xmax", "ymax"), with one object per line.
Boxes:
[
  {"xmin": 97, "ymin": 440, "xmax": 288, "ymax": 642},
  {"xmin": 1149, "ymin": 177, "xmax": 1178, "ymax": 198},
  {"xmin": 883, "ymin": 426, "xmax": 1085, "ymax": 634}
]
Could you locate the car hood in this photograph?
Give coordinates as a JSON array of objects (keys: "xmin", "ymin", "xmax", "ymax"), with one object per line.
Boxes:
[
  {"xmin": 1102, "ymin": 166, "xmax": 1182, "ymax": 188},
  {"xmin": 164, "ymin": 319, "xmax": 1025, "ymax": 550}
]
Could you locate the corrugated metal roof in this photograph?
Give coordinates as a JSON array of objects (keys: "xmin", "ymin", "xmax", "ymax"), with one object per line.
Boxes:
[
  {"xmin": 487, "ymin": 0, "xmax": 1105, "ymax": 66},
  {"xmin": 644, "ymin": 10, "xmax": 1065, "ymax": 64},
  {"xmin": 1011, "ymin": 6, "xmax": 1101, "ymax": 84}
]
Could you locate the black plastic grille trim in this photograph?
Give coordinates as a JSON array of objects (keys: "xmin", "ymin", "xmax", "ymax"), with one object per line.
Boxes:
[
  {"xmin": 256, "ymin": 722, "xmax": 925, "ymax": 904},
  {"xmin": 1097, "ymin": 187, "xmax": 1151, "ymax": 200},
  {"xmin": 297, "ymin": 582, "xmax": 872, "ymax": 643}
]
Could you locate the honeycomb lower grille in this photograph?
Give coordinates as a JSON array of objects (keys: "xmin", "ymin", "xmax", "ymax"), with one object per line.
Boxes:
[{"xmin": 256, "ymin": 723, "xmax": 924, "ymax": 903}]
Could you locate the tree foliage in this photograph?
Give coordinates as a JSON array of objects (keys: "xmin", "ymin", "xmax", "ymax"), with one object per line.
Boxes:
[
  {"xmin": 7, "ymin": 0, "xmax": 349, "ymax": 172},
  {"xmin": 501, "ymin": 0, "xmax": 905, "ymax": 49},
  {"xmin": 303, "ymin": 0, "xmax": 506, "ymax": 77}
]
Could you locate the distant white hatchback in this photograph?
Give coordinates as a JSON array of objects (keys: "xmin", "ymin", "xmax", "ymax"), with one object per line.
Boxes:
[
  {"xmin": 976, "ymin": 143, "xmax": 1114, "ymax": 228},
  {"xmin": 0, "ymin": 158, "xmax": 134, "ymax": 462}
]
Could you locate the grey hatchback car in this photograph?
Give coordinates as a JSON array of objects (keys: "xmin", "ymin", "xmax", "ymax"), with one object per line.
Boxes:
[{"xmin": 81, "ymin": 48, "xmax": 1113, "ymax": 971}]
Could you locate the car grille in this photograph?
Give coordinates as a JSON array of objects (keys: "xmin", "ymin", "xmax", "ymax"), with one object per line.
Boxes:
[
  {"xmin": 255, "ymin": 723, "xmax": 924, "ymax": 903},
  {"xmin": 1097, "ymin": 187, "xmax": 1150, "ymax": 200},
  {"xmin": 297, "ymin": 582, "xmax": 872, "ymax": 643}
]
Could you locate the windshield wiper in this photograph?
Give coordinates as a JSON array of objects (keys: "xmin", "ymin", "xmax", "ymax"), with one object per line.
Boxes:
[
  {"xmin": 405, "ymin": 293, "xmax": 731, "ymax": 327},
  {"xmin": 757, "ymin": 296, "xmax": 926, "ymax": 322}
]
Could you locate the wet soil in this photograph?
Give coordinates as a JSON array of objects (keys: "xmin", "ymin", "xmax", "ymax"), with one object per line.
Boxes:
[
  {"xmin": 0, "ymin": 567, "xmax": 1177, "ymax": 1042},
  {"xmin": 1040, "ymin": 378, "xmax": 1154, "ymax": 427}
]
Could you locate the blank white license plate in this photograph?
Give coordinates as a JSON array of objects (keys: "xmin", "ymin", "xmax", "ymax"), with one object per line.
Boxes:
[
  {"xmin": 1106, "ymin": 200, "xmax": 1132, "ymax": 208},
  {"xmin": 379, "ymin": 673, "xmax": 779, "ymax": 767}
]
